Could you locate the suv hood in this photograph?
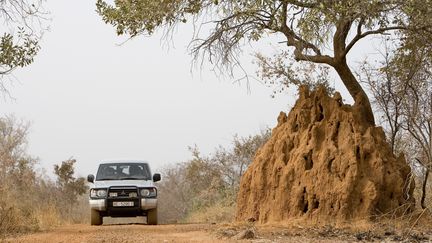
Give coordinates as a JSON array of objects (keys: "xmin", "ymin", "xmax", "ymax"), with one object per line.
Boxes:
[{"xmin": 92, "ymin": 180, "xmax": 156, "ymax": 188}]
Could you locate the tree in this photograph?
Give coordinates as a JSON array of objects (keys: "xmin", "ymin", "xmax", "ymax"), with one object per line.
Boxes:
[
  {"xmin": 0, "ymin": 117, "xmax": 90, "ymax": 232},
  {"xmin": 0, "ymin": 0, "xmax": 47, "ymax": 90},
  {"xmin": 403, "ymin": 73, "xmax": 432, "ymax": 210},
  {"xmin": 53, "ymin": 158, "xmax": 87, "ymax": 210},
  {"xmin": 0, "ymin": 116, "xmax": 55, "ymax": 233},
  {"xmin": 394, "ymin": 44, "xmax": 432, "ymax": 210},
  {"xmin": 358, "ymin": 43, "xmax": 407, "ymax": 154},
  {"xmin": 96, "ymin": 0, "xmax": 431, "ymax": 126},
  {"xmin": 212, "ymin": 129, "xmax": 271, "ymax": 190},
  {"xmin": 157, "ymin": 163, "xmax": 192, "ymax": 223},
  {"xmin": 362, "ymin": 33, "xmax": 432, "ymax": 209},
  {"xmin": 0, "ymin": 116, "xmax": 36, "ymax": 187},
  {"xmin": 157, "ymin": 130, "xmax": 270, "ymax": 223}
]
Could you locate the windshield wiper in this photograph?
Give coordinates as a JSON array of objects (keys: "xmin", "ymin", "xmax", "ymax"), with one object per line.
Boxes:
[
  {"xmin": 97, "ymin": 178, "xmax": 118, "ymax": 180},
  {"xmin": 119, "ymin": 177, "xmax": 144, "ymax": 180}
]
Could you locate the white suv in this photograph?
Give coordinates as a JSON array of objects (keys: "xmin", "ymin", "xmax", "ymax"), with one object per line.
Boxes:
[{"xmin": 87, "ymin": 160, "xmax": 161, "ymax": 225}]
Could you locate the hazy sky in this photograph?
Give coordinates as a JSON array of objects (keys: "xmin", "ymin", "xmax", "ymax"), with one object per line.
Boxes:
[
  {"xmin": 1, "ymin": 1, "xmax": 377, "ymax": 177},
  {"xmin": 1, "ymin": 1, "xmax": 293, "ymax": 177}
]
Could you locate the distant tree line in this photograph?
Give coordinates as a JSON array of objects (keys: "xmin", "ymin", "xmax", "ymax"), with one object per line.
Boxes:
[
  {"xmin": 0, "ymin": 116, "xmax": 87, "ymax": 236},
  {"xmin": 157, "ymin": 130, "xmax": 271, "ymax": 223}
]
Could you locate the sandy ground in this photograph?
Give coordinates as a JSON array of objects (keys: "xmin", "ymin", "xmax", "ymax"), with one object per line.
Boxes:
[
  {"xmin": 3, "ymin": 218, "xmax": 431, "ymax": 243},
  {"xmin": 4, "ymin": 223, "xmax": 220, "ymax": 243}
]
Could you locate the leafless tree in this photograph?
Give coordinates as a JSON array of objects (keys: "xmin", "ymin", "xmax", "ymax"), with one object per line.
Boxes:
[
  {"xmin": 157, "ymin": 130, "xmax": 270, "ymax": 223},
  {"xmin": 362, "ymin": 39, "xmax": 432, "ymax": 209}
]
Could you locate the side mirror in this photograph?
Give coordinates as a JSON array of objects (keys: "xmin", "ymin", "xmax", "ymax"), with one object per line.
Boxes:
[
  {"xmin": 87, "ymin": 174, "xmax": 95, "ymax": 183},
  {"xmin": 153, "ymin": 173, "xmax": 161, "ymax": 182}
]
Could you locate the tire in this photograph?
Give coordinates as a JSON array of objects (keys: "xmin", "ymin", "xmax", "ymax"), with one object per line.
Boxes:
[
  {"xmin": 147, "ymin": 208, "xmax": 158, "ymax": 225},
  {"xmin": 91, "ymin": 209, "xmax": 103, "ymax": 225}
]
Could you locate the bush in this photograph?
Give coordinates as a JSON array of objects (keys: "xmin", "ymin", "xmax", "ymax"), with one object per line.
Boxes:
[{"xmin": 158, "ymin": 129, "xmax": 271, "ymax": 224}]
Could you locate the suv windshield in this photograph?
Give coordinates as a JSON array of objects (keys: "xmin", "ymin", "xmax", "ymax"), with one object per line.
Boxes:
[{"xmin": 96, "ymin": 163, "xmax": 151, "ymax": 181}]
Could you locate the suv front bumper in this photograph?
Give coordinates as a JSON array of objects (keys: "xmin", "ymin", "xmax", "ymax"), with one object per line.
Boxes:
[{"xmin": 89, "ymin": 198, "xmax": 157, "ymax": 211}]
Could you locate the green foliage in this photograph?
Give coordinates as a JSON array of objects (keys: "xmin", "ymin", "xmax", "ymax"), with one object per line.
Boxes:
[
  {"xmin": 54, "ymin": 158, "xmax": 88, "ymax": 206},
  {"xmin": 0, "ymin": 32, "xmax": 39, "ymax": 73},
  {"xmin": 96, "ymin": 0, "xmax": 204, "ymax": 36},
  {"xmin": 0, "ymin": 0, "xmax": 47, "ymax": 84},
  {"xmin": 96, "ymin": 0, "xmax": 430, "ymax": 68}
]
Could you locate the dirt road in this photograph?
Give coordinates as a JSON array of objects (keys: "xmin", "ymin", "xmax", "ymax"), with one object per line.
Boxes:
[
  {"xmin": 2, "ymin": 222, "xmax": 353, "ymax": 243},
  {"xmin": 4, "ymin": 220, "xmax": 431, "ymax": 242},
  {"xmin": 3, "ymin": 223, "xmax": 344, "ymax": 243},
  {"xmin": 5, "ymin": 223, "xmax": 222, "ymax": 243}
]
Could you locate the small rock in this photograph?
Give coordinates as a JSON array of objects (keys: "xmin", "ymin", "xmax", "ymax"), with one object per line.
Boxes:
[
  {"xmin": 234, "ymin": 229, "xmax": 255, "ymax": 240},
  {"xmin": 392, "ymin": 235, "xmax": 403, "ymax": 241},
  {"xmin": 216, "ymin": 228, "xmax": 237, "ymax": 238},
  {"xmin": 355, "ymin": 232, "xmax": 368, "ymax": 241}
]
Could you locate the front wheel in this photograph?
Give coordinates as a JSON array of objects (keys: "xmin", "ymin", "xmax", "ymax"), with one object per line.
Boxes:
[
  {"xmin": 90, "ymin": 209, "xmax": 103, "ymax": 225},
  {"xmin": 147, "ymin": 208, "xmax": 158, "ymax": 225}
]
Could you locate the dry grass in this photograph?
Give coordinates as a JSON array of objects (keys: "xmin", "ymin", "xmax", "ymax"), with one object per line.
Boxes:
[
  {"xmin": 0, "ymin": 201, "xmax": 39, "ymax": 235},
  {"xmin": 0, "ymin": 196, "xmax": 88, "ymax": 238},
  {"xmin": 33, "ymin": 205, "xmax": 62, "ymax": 231},
  {"xmin": 213, "ymin": 212, "xmax": 432, "ymax": 242},
  {"xmin": 0, "ymin": 187, "xmax": 89, "ymax": 237},
  {"xmin": 185, "ymin": 202, "xmax": 236, "ymax": 224}
]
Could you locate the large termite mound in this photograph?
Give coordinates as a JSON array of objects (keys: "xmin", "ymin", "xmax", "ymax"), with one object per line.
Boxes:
[{"xmin": 236, "ymin": 86, "xmax": 414, "ymax": 224}]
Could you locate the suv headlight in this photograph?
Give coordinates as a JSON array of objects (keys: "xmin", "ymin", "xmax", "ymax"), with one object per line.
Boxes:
[
  {"xmin": 90, "ymin": 188, "xmax": 107, "ymax": 198},
  {"xmin": 140, "ymin": 188, "xmax": 157, "ymax": 198}
]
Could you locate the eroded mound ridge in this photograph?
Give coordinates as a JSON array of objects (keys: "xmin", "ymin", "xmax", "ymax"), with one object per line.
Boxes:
[{"xmin": 236, "ymin": 86, "xmax": 414, "ymax": 223}]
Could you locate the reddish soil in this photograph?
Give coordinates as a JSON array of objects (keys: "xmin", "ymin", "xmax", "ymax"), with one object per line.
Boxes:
[
  {"xmin": 5, "ymin": 224, "xmax": 218, "ymax": 243},
  {"xmin": 4, "ymin": 221, "xmax": 431, "ymax": 243}
]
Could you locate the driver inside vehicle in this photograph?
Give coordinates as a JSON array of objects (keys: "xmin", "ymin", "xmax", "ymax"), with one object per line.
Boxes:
[
  {"xmin": 129, "ymin": 164, "xmax": 144, "ymax": 177},
  {"xmin": 102, "ymin": 166, "xmax": 116, "ymax": 178}
]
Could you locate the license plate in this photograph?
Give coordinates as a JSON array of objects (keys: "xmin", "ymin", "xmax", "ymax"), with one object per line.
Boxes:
[{"xmin": 113, "ymin": 201, "xmax": 134, "ymax": 207}]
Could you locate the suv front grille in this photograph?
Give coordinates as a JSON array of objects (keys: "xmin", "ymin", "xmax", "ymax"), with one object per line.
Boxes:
[
  {"xmin": 106, "ymin": 186, "xmax": 140, "ymax": 212},
  {"xmin": 108, "ymin": 186, "xmax": 138, "ymax": 198}
]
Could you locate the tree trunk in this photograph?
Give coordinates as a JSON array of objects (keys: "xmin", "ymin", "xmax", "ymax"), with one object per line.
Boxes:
[
  {"xmin": 333, "ymin": 60, "xmax": 376, "ymax": 125},
  {"xmin": 421, "ymin": 166, "xmax": 429, "ymax": 209}
]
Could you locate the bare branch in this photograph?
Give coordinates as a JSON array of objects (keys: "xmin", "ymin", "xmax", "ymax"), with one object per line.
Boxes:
[{"xmin": 345, "ymin": 26, "xmax": 406, "ymax": 57}]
